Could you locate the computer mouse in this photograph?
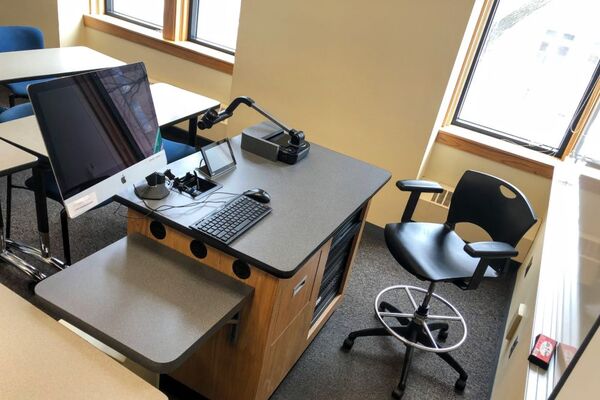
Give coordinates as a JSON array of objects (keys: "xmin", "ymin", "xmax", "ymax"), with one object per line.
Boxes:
[{"xmin": 243, "ymin": 188, "xmax": 271, "ymax": 204}]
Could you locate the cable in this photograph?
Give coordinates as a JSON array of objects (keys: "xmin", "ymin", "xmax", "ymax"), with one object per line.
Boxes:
[{"xmin": 115, "ymin": 185, "xmax": 241, "ymax": 220}]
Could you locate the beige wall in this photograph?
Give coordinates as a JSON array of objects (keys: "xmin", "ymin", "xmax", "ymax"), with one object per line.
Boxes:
[
  {"xmin": 81, "ymin": 29, "xmax": 233, "ymax": 108},
  {"xmin": 0, "ymin": 0, "xmax": 60, "ymax": 47},
  {"xmin": 228, "ymin": 0, "xmax": 476, "ymax": 226},
  {"xmin": 56, "ymin": 0, "xmax": 88, "ymax": 47},
  {"xmin": 423, "ymin": 143, "xmax": 552, "ymax": 219}
]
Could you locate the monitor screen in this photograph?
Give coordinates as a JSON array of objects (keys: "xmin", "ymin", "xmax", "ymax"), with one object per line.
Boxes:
[{"xmin": 29, "ymin": 62, "xmax": 159, "ymax": 199}]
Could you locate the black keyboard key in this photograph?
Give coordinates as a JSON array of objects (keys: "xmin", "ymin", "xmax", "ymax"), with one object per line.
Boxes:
[{"xmin": 234, "ymin": 219, "xmax": 251, "ymax": 232}]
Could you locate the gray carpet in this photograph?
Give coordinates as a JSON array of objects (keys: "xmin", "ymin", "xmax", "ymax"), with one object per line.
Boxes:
[{"xmin": 0, "ymin": 169, "xmax": 511, "ymax": 400}]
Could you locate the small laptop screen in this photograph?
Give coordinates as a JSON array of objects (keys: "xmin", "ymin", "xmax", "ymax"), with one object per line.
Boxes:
[{"xmin": 29, "ymin": 62, "xmax": 158, "ymax": 199}]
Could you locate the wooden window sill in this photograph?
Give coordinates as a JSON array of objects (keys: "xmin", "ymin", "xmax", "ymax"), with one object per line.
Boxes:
[
  {"xmin": 436, "ymin": 125, "xmax": 558, "ymax": 179},
  {"xmin": 83, "ymin": 14, "xmax": 234, "ymax": 75}
]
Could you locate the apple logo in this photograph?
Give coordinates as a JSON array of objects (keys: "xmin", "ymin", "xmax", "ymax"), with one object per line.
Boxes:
[{"xmin": 121, "ymin": 175, "xmax": 126, "ymax": 184}]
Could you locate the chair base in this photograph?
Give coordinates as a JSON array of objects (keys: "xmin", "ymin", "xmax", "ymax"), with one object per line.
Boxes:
[{"xmin": 342, "ymin": 282, "xmax": 468, "ymax": 399}]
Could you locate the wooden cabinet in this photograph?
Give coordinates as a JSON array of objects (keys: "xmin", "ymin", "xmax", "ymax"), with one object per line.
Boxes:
[{"xmin": 126, "ymin": 203, "xmax": 369, "ymax": 400}]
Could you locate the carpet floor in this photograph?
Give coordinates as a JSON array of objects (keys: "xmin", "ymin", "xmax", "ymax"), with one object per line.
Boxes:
[{"xmin": 0, "ymin": 170, "xmax": 512, "ymax": 400}]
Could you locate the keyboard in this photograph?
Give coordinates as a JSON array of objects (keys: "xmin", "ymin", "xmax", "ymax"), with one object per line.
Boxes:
[{"xmin": 190, "ymin": 195, "xmax": 272, "ymax": 245}]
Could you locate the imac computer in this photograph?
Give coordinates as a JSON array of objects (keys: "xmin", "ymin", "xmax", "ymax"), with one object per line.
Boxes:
[{"xmin": 28, "ymin": 62, "xmax": 167, "ymax": 219}]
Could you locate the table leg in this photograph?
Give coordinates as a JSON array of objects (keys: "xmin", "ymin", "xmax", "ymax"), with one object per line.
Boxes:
[
  {"xmin": 6, "ymin": 174, "xmax": 12, "ymax": 239},
  {"xmin": 33, "ymin": 166, "xmax": 50, "ymax": 258},
  {"xmin": 188, "ymin": 117, "xmax": 198, "ymax": 147},
  {"xmin": 6, "ymin": 166, "xmax": 66, "ymax": 270}
]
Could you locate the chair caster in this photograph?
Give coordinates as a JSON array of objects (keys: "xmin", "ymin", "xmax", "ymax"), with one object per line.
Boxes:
[
  {"xmin": 437, "ymin": 329, "xmax": 449, "ymax": 341},
  {"xmin": 341, "ymin": 337, "xmax": 354, "ymax": 351},
  {"xmin": 454, "ymin": 376, "xmax": 467, "ymax": 392},
  {"xmin": 391, "ymin": 387, "xmax": 404, "ymax": 399}
]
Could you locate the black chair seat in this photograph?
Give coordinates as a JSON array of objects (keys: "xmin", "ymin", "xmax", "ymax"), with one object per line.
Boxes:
[{"xmin": 384, "ymin": 222, "xmax": 498, "ymax": 282}]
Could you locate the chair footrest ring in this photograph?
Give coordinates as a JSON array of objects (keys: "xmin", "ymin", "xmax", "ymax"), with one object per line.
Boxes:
[{"xmin": 374, "ymin": 285, "xmax": 467, "ymax": 353}]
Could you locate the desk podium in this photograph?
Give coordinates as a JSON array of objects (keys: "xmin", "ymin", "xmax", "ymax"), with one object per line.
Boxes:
[{"xmin": 117, "ymin": 135, "xmax": 390, "ymax": 399}]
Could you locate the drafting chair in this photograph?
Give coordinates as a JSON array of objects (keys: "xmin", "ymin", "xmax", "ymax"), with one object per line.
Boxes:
[
  {"xmin": 341, "ymin": 170, "xmax": 537, "ymax": 399},
  {"xmin": 0, "ymin": 26, "xmax": 51, "ymax": 107}
]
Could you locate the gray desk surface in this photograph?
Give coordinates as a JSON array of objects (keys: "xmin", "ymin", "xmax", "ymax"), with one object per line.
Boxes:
[
  {"xmin": 117, "ymin": 135, "xmax": 391, "ymax": 278},
  {"xmin": 0, "ymin": 140, "xmax": 37, "ymax": 176},
  {"xmin": 0, "ymin": 46, "xmax": 124, "ymax": 84},
  {"xmin": 0, "ymin": 83, "xmax": 218, "ymax": 158},
  {"xmin": 35, "ymin": 234, "xmax": 252, "ymax": 372}
]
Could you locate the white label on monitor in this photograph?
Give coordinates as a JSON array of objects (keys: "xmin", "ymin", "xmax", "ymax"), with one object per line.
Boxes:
[{"xmin": 69, "ymin": 193, "xmax": 98, "ymax": 214}]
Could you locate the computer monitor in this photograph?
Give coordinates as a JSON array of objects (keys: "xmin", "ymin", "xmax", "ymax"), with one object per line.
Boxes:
[{"xmin": 28, "ymin": 62, "xmax": 167, "ymax": 219}]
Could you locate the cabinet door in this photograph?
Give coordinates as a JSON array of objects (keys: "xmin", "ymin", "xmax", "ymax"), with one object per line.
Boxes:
[
  {"xmin": 270, "ymin": 248, "xmax": 322, "ymax": 340},
  {"xmin": 492, "ymin": 224, "xmax": 545, "ymax": 400}
]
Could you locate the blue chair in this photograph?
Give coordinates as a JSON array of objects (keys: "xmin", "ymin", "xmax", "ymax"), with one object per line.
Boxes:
[
  {"xmin": 0, "ymin": 26, "xmax": 52, "ymax": 107},
  {"xmin": 163, "ymin": 138, "xmax": 197, "ymax": 163},
  {"xmin": 0, "ymin": 102, "xmax": 34, "ymax": 122}
]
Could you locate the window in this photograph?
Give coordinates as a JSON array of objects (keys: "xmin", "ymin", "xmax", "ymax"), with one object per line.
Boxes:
[
  {"xmin": 105, "ymin": 0, "xmax": 164, "ymax": 30},
  {"xmin": 189, "ymin": 0, "xmax": 242, "ymax": 54},
  {"xmin": 100, "ymin": 0, "xmax": 241, "ymax": 56},
  {"xmin": 454, "ymin": 0, "xmax": 600, "ymax": 157}
]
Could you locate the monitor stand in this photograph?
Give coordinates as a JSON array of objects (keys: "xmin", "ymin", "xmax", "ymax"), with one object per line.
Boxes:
[{"xmin": 134, "ymin": 172, "xmax": 170, "ymax": 200}]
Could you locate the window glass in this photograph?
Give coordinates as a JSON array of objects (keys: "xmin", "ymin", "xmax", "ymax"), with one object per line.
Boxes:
[
  {"xmin": 190, "ymin": 0, "xmax": 242, "ymax": 53},
  {"xmin": 107, "ymin": 0, "xmax": 164, "ymax": 28},
  {"xmin": 456, "ymin": 0, "xmax": 599, "ymax": 152}
]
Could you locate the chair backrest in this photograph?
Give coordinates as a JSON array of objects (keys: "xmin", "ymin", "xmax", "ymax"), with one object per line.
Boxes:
[
  {"xmin": 0, "ymin": 26, "xmax": 44, "ymax": 53},
  {"xmin": 0, "ymin": 102, "xmax": 34, "ymax": 123},
  {"xmin": 446, "ymin": 170, "xmax": 537, "ymax": 247}
]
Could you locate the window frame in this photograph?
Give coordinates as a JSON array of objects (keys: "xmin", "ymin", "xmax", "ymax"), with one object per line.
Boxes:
[
  {"xmin": 446, "ymin": 0, "xmax": 600, "ymax": 161},
  {"xmin": 86, "ymin": 0, "xmax": 234, "ymax": 74},
  {"xmin": 187, "ymin": 0, "xmax": 236, "ymax": 56}
]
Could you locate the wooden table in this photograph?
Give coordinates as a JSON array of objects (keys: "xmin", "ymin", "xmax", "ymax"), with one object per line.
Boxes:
[
  {"xmin": 0, "ymin": 284, "xmax": 167, "ymax": 400},
  {"xmin": 0, "ymin": 141, "xmax": 46, "ymax": 280},
  {"xmin": 0, "ymin": 140, "xmax": 37, "ymax": 178},
  {"xmin": 0, "ymin": 46, "xmax": 124, "ymax": 84},
  {"xmin": 116, "ymin": 135, "xmax": 391, "ymax": 399},
  {"xmin": 0, "ymin": 45, "xmax": 123, "ymax": 267},
  {"xmin": 0, "ymin": 83, "xmax": 218, "ymax": 159},
  {"xmin": 0, "ymin": 82, "xmax": 219, "ymax": 266},
  {"xmin": 151, "ymin": 82, "xmax": 219, "ymax": 145}
]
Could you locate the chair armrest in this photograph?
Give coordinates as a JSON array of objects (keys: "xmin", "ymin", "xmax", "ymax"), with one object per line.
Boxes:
[
  {"xmin": 396, "ymin": 180, "xmax": 443, "ymax": 193},
  {"xmin": 396, "ymin": 180, "xmax": 443, "ymax": 222},
  {"xmin": 462, "ymin": 241, "xmax": 517, "ymax": 291},
  {"xmin": 464, "ymin": 241, "xmax": 518, "ymax": 259}
]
